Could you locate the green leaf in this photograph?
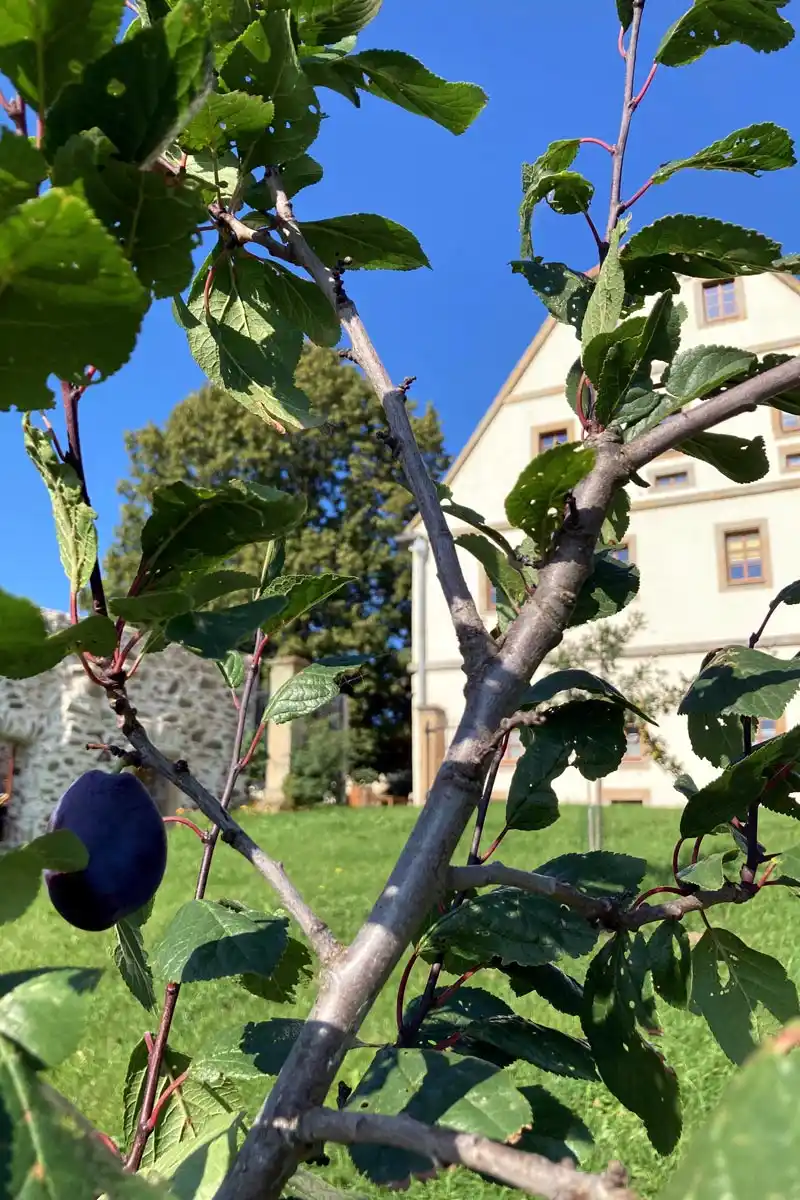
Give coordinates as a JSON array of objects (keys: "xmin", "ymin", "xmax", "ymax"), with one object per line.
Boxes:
[
  {"xmin": 681, "ymin": 646, "xmax": 800, "ymax": 720},
  {"xmin": 257, "ymin": 572, "xmax": 353, "ymax": 632},
  {"xmin": 419, "ymin": 888, "xmax": 597, "ymax": 975},
  {"xmin": 0, "ymin": 1036, "xmax": 161, "ymax": 1200},
  {"xmin": 175, "ymin": 255, "xmax": 322, "ymax": 433},
  {"xmin": 677, "ymin": 848, "xmax": 743, "ymax": 889},
  {"xmin": 617, "ymin": 0, "xmax": 634, "ymax": 30},
  {"xmin": 0, "ymin": 591, "xmax": 117, "ymax": 679},
  {"xmin": 455, "ymin": 533, "xmax": 527, "ymax": 608},
  {"xmin": 164, "ymin": 596, "xmax": 287, "ymax": 658},
  {"xmin": 46, "ymin": 0, "xmax": 213, "ymax": 165},
  {"xmin": 680, "ymin": 431, "xmax": 769, "ymax": 483},
  {"xmin": 648, "ymin": 922, "xmax": 692, "ymax": 1009},
  {"xmin": 151, "ymin": 900, "xmax": 289, "ymax": 984},
  {"xmin": 245, "ymin": 154, "xmax": 323, "ymax": 207},
  {"xmin": 52, "ymin": 133, "xmax": 206, "ymax": 299},
  {"xmin": 519, "ymin": 139, "xmax": 591, "ymax": 257},
  {"xmin": 122, "ymin": 1038, "xmax": 190, "ymax": 1152},
  {"xmin": 217, "ymin": 650, "xmax": 245, "ymax": 690},
  {"xmin": 293, "ymin": 0, "xmax": 382, "ymax": 42},
  {"xmin": 581, "ymin": 220, "xmax": 626, "ymax": 349},
  {"xmin": 657, "ymin": 1035, "xmax": 800, "ymax": 1200},
  {"xmin": 262, "ymin": 657, "xmax": 366, "ymax": 725},
  {"xmin": 516, "ymin": 1084, "xmax": 594, "ymax": 1166},
  {"xmin": 299, "ymin": 213, "xmax": 429, "ymax": 271},
  {"xmin": 288, "ymin": 1169, "xmax": 370, "ymax": 1200},
  {"xmin": 23, "ymin": 415, "xmax": 98, "ymax": 592},
  {"xmin": 653, "ymin": 122, "xmax": 796, "ymax": 184},
  {"xmin": 114, "ymin": 919, "xmax": 157, "ymax": 1013},
  {"xmin": 506, "ymin": 729, "xmax": 569, "ymax": 832},
  {"xmin": 520, "ymin": 699, "xmax": 627, "ymax": 783},
  {"xmin": 109, "ymin": 590, "xmax": 194, "ymax": 622},
  {"xmin": 511, "ymin": 259, "xmax": 594, "ymax": 332},
  {"xmin": 680, "ymin": 725, "xmax": 800, "ymax": 836},
  {"xmin": 502, "ymin": 963, "xmax": 584, "ymax": 1016},
  {"xmin": 182, "ymin": 91, "xmax": 275, "ymax": 152},
  {"xmin": 0, "ymin": 0, "xmax": 122, "ymax": 109},
  {"xmin": 663, "ymin": 344, "xmax": 756, "ymax": 404},
  {"xmin": 192, "ymin": 1018, "xmax": 304, "ymax": 1083},
  {"xmin": 505, "ymin": 442, "xmax": 595, "ymax": 553},
  {"xmin": 0, "ymin": 129, "xmax": 46, "ymax": 219},
  {"xmin": 687, "ymin": 710, "xmax": 744, "ymax": 768},
  {"xmin": 345, "ymin": 1047, "xmax": 530, "ymax": 1187},
  {"xmin": 329, "ymin": 49, "xmax": 487, "ymax": 135},
  {"xmin": 220, "ymin": 12, "xmax": 321, "ymax": 163},
  {"xmin": 0, "ymin": 189, "xmax": 148, "ymax": 412},
  {"xmin": 656, "ymin": 0, "xmax": 795, "ymax": 67},
  {"xmin": 189, "ymin": 569, "xmax": 261, "ymax": 606},
  {"xmin": 257, "ymin": 259, "xmax": 341, "ymax": 347},
  {"xmin": 465, "ymin": 1016, "xmax": 598, "ymax": 1081},
  {"xmin": 183, "ymin": 148, "xmax": 246, "ymax": 200},
  {"xmin": 518, "ymin": 667, "xmax": 653, "ymax": 723},
  {"xmin": 142, "ymin": 1113, "xmax": 244, "ymax": 1200},
  {"xmin": 408, "ymin": 986, "xmax": 515, "ymax": 1046},
  {"xmin": 0, "ymin": 967, "xmax": 101, "ymax": 1068},
  {"xmin": 535, "ymin": 851, "xmax": 646, "ymax": 898},
  {"xmin": 137, "ymin": 479, "xmax": 306, "ymax": 590},
  {"xmin": 623, "ymin": 215, "xmax": 786, "ymax": 284},
  {"xmin": 582, "ymin": 932, "xmax": 682, "ymax": 1155},
  {"xmin": 0, "ymin": 830, "xmax": 88, "ymax": 924},
  {"xmin": 569, "ymin": 551, "xmax": 640, "ymax": 627},
  {"xmin": 239, "ymin": 937, "xmax": 313, "ymax": 1004},
  {"xmin": 690, "ymin": 927, "xmax": 800, "ymax": 1063}
]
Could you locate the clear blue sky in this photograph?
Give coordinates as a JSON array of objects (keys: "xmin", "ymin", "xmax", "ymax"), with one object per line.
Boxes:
[{"xmin": 2, "ymin": 0, "xmax": 799, "ymax": 609}]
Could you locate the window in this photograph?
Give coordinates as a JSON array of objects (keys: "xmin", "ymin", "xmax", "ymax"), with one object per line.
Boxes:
[
  {"xmin": 701, "ymin": 279, "xmax": 740, "ymax": 323},
  {"xmin": 624, "ymin": 723, "xmax": 643, "ymax": 760},
  {"xmin": 725, "ymin": 529, "xmax": 764, "ymax": 584},
  {"xmin": 780, "ymin": 411, "xmax": 800, "ymax": 433},
  {"xmin": 654, "ymin": 470, "xmax": 690, "ymax": 489},
  {"xmin": 539, "ymin": 428, "xmax": 569, "ymax": 453},
  {"xmin": 755, "ymin": 717, "xmax": 785, "ymax": 743},
  {"xmin": 785, "ymin": 451, "xmax": 800, "ymax": 472},
  {"xmin": 610, "ymin": 544, "xmax": 630, "ymax": 564},
  {"xmin": 503, "ymin": 729, "xmax": 525, "ymax": 765}
]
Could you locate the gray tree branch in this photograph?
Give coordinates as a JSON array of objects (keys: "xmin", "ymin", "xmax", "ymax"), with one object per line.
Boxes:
[
  {"xmin": 290, "ymin": 1108, "xmax": 638, "ymax": 1200},
  {"xmin": 107, "ymin": 686, "xmax": 340, "ymax": 964},
  {"xmin": 607, "ymin": 0, "xmax": 645, "ymax": 239}
]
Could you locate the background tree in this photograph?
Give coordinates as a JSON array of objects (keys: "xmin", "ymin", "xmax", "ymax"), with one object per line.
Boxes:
[{"xmin": 104, "ymin": 346, "xmax": 449, "ymax": 780}]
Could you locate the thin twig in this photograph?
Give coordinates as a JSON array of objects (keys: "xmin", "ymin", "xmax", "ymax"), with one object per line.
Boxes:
[
  {"xmin": 607, "ymin": 0, "xmax": 645, "ymax": 240},
  {"xmin": 582, "ymin": 209, "xmax": 605, "ymax": 255},
  {"xmin": 290, "ymin": 1108, "xmax": 638, "ymax": 1200}
]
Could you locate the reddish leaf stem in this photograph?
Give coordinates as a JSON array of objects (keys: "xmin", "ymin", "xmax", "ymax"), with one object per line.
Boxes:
[
  {"xmin": 619, "ymin": 177, "xmax": 654, "ymax": 214},
  {"xmin": 633, "ymin": 885, "xmax": 685, "ymax": 908},
  {"xmin": 671, "ymin": 838, "xmax": 685, "ymax": 884},
  {"xmin": 479, "ymin": 826, "xmax": 509, "ymax": 865},
  {"xmin": 580, "ymin": 137, "xmax": 615, "ymax": 155},
  {"xmin": 163, "ymin": 815, "xmax": 208, "ymax": 841},
  {"xmin": 433, "ymin": 968, "xmax": 481, "ymax": 1010},
  {"xmin": 395, "ymin": 950, "xmax": 419, "ymax": 1037},
  {"xmin": 145, "ymin": 1069, "xmax": 190, "ymax": 1133},
  {"xmin": 632, "ymin": 63, "xmax": 658, "ymax": 108}
]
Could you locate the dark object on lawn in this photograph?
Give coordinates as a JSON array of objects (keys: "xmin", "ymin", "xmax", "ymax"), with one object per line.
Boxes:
[{"xmin": 45, "ymin": 770, "xmax": 167, "ymax": 931}]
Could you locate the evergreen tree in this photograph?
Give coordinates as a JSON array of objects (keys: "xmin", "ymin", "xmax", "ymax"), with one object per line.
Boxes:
[{"xmin": 104, "ymin": 347, "xmax": 449, "ymax": 777}]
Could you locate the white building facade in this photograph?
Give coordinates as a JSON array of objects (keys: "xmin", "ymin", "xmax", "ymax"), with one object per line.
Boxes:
[{"xmin": 408, "ymin": 273, "xmax": 800, "ymax": 808}]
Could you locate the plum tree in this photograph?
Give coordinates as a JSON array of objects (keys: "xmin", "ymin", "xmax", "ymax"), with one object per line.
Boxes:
[{"xmin": 44, "ymin": 771, "xmax": 167, "ymax": 932}]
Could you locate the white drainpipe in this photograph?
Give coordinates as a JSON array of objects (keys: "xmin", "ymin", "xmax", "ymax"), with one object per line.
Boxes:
[{"xmin": 411, "ymin": 535, "xmax": 429, "ymax": 805}]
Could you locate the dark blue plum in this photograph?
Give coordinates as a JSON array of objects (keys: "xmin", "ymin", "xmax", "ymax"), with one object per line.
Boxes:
[{"xmin": 44, "ymin": 770, "xmax": 167, "ymax": 931}]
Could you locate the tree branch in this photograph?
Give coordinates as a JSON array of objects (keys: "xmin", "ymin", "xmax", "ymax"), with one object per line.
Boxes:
[
  {"xmin": 257, "ymin": 170, "xmax": 496, "ymax": 679},
  {"xmin": 626, "ymin": 355, "xmax": 800, "ymax": 469},
  {"xmin": 290, "ymin": 1108, "xmax": 637, "ymax": 1200},
  {"xmin": 607, "ymin": 0, "xmax": 645, "ymax": 240},
  {"xmin": 448, "ymin": 863, "xmax": 749, "ymax": 929},
  {"xmin": 107, "ymin": 685, "xmax": 340, "ymax": 964}
]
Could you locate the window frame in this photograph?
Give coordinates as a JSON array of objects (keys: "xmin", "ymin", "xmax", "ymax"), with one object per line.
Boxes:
[
  {"xmin": 621, "ymin": 720, "xmax": 649, "ymax": 768},
  {"xmin": 650, "ymin": 463, "xmax": 695, "ymax": 490},
  {"xmin": 605, "ymin": 788, "xmax": 651, "ymax": 805},
  {"xmin": 608, "ymin": 534, "xmax": 637, "ymax": 566},
  {"xmin": 780, "ymin": 443, "xmax": 800, "ymax": 473},
  {"xmin": 754, "ymin": 715, "xmax": 787, "ymax": 744},
  {"xmin": 697, "ymin": 278, "xmax": 745, "ymax": 327},
  {"xmin": 480, "ymin": 569, "xmax": 496, "ymax": 614},
  {"xmin": 531, "ymin": 420, "xmax": 577, "ymax": 458},
  {"xmin": 771, "ymin": 408, "xmax": 800, "ymax": 439},
  {"xmin": 716, "ymin": 520, "xmax": 772, "ymax": 590}
]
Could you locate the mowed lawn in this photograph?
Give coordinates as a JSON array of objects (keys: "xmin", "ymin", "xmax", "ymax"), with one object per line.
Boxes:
[{"xmin": 5, "ymin": 804, "xmax": 800, "ymax": 1199}]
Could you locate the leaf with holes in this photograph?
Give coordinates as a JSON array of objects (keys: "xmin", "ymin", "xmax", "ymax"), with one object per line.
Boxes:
[
  {"xmin": 582, "ymin": 932, "xmax": 681, "ymax": 1155},
  {"xmin": 0, "ymin": 591, "xmax": 117, "ymax": 679},
  {"xmin": 46, "ymin": 0, "xmax": 213, "ymax": 165},
  {"xmin": 23, "ymin": 416, "xmax": 98, "ymax": 592},
  {"xmin": 506, "ymin": 729, "xmax": 569, "ymax": 832},
  {"xmin": 345, "ymin": 1046, "xmax": 531, "ymax": 1186},
  {"xmin": 0, "ymin": 967, "xmax": 101, "ymax": 1068},
  {"xmin": 535, "ymin": 851, "xmax": 647, "ymax": 898},
  {"xmin": 0, "ymin": 830, "xmax": 88, "ymax": 924},
  {"xmin": 0, "ymin": 0, "xmax": 122, "ymax": 109},
  {"xmin": 680, "ymin": 431, "xmax": 769, "ymax": 483},
  {"xmin": 656, "ymin": 0, "xmax": 794, "ymax": 67},
  {"xmin": 663, "ymin": 345, "xmax": 756, "ymax": 402},
  {"xmin": 293, "ymin": 0, "xmax": 382, "ymax": 42},
  {"xmin": 505, "ymin": 442, "xmax": 595, "ymax": 554},
  {"xmin": 690, "ymin": 927, "xmax": 800, "ymax": 1063},
  {"xmin": 519, "ymin": 140, "xmax": 592, "ymax": 257},
  {"xmin": 299, "ymin": 213, "xmax": 429, "ymax": 271},
  {"xmin": 164, "ymin": 596, "xmax": 287, "ymax": 658},
  {"xmin": 680, "ymin": 646, "xmax": 800, "ymax": 719},
  {"xmin": 256, "ymin": 573, "xmax": 352, "ymax": 633},
  {"xmin": 192, "ymin": 1018, "xmax": 305, "ymax": 1084},
  {"xmin": 0, "ymin": 189, "xmax": 148, "ymax": 412},
  {"xmin": 181, "ymin": 91, "xmax": 275, "ymax": 153},
  {"xmin": 0, "ymin": 128, "xmax": 46, "ymax": 219},
  {"xmin": 569, "ymin": 552, "xmax": 640, "ymax": 627},
  {"xmin": 555, "ymin": 700, "xmax": 629, "ymax": 781},
  {"xmin": 175, "ymin": 256, "xmax": 321, "ymax": 433},
  {"xmin": 511, "ymin": 260, "xmax": 594, "ymax": 332},
  {"xmin": 419, "ymin": 888, "xmax": 597, "ymax": 974},
  {"xmin": 681, "ymin": 725, "xmax": 800, "ymax": 835},
  {"xmin": 624, "ymin": 216, "xmax": 786, "ymax": 288},
  {"xmin": 503, "ymin": 963, "xmax": 584, "ymax": 1016},
  {"xmin": 114, "ymin": 919, "xmax": 157, "ymax": 1013},
  {"xmin": 262, "ymin": 657, "xmax": 367, "ymax": 725},
  {"xmin": 648, "ymin": 922, "xmax": 692, "ymax": 1009},
  {"xmin": 518, "ymin": 668, "xmax": 653, "ymax": 722},
  {"xmin": 408, "ymin": 986, "xmax": 515, "ymax": 1048},
  {"xmin": 152, "ymin": 900, "xmax": 289, "ymax": 984},
  {"xmin": 654, "ymin": 122, "xmax": 795, "ymax": 184},
  {"xmin": 137, "ymin": 479, "xmax": 305, "ymax": 591},
  {"xmin": 465, "ymin": 1016, "xmax": 598, "ymax": 1082},
  {"xmin": 687, "ymin": 710, "xmax": 743, "ymax": 768}
]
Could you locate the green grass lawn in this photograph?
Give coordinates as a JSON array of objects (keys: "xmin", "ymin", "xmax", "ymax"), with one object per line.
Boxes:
[{"xmin": 5, "ymin": 804, "xmax": 800, "ymax": 1199}]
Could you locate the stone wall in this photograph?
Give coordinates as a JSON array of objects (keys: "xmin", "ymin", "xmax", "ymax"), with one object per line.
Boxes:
[{"xmin": 0, "ymin": 611, "xmax": 248, "ymax": 846}]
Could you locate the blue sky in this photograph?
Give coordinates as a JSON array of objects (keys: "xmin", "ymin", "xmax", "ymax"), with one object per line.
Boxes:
[{"xmin": 2, "ymin": 0, "xmax": 799, "ymax": 609}]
